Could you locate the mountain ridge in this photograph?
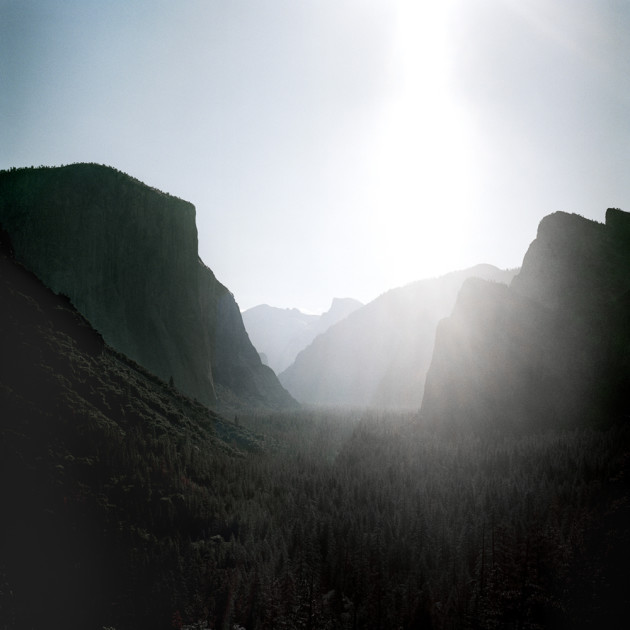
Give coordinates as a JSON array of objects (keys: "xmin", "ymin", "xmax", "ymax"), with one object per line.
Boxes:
[
  {"xmin": 242, "ymin": 297, "xmax": 363, "ymax": 374},
  {"xmin": 279, "ymin": 264, "xmax": 518, "ymax": 408}
]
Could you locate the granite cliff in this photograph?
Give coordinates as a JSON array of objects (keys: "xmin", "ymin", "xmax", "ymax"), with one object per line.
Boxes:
[
  {"xmin": 421, "ymin": 209, "xmax": 630, "ymax": 428},
  {"xmin": 0, "ymin": 164, "xmax": 294, "ymax": 410}
]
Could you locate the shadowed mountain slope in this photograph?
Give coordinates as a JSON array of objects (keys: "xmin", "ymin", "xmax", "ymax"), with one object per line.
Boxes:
[
  {"xmin": 421, "ymin": 209, "xmax": 630, "ymax": 429},
  {"xmin": 242, "ymin": 297, "xmax": 363, "ymax": 374},
  {"xmin": 0, "ymin": 239, "xmax": 266, "ymax": 628},
  {"xmin": 0, "ymin": 164, "xmax": 294, "ymax": 411},
  {"xmin": 279, "ymin": 265, "xmax": 517, "ymax": 408}
]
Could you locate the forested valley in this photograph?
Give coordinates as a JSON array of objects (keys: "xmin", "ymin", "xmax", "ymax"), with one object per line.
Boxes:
[
  {"xmin": 199, "ymin": 409, "xmax": 630, "ymax": 630},
  {"xmin": 3, "ymin": 365, "xmax": 629, "ymax": 630}
]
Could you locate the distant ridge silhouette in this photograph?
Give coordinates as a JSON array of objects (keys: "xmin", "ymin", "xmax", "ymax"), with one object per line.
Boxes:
[
  {"xmin": 242, "ymin": 297, "xmax": 363, "ymax": 374},
  {"xmin": 279, "ymin": 264, "xmax": 517, "ymax": 408}
]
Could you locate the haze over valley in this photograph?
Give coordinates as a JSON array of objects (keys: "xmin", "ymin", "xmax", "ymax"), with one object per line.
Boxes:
[{"xmin": 264, "ymin": 265, "xmax": 517, "ymax": 409}]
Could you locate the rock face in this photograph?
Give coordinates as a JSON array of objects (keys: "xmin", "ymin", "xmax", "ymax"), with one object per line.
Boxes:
[
  {"xmin": 278, "ymin": 265, "xmax": 517, "ymax": 408},
  {"xmin": 421, "ymin": 210, "xmax": 630, "ymax": 429},
  {"xmin": 242, "ymin": 297, "xmax": 363, "ymax": 374},
  {"xmin": 0, "ymin": 164, "xmax": 294, "ymax": 409}
]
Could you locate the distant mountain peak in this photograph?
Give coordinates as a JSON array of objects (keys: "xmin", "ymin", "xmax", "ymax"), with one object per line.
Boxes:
[
  {"xmin": 242, "ymin": 297, "xmax": 363, "ymax": 374},
  {"xmin": 325, "ymin": 297, "xmax": 363, "ymax": 313}
]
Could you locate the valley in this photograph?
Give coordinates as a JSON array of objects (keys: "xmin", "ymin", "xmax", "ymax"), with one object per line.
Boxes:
[{"xmin": 1, "ymin": 165, "xmax": 629, "ymax": 629}]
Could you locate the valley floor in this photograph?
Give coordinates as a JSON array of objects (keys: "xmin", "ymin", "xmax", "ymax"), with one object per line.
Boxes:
[{"xmin": 3, "ymin": 400, "xmax": 629, "ymax": 629}]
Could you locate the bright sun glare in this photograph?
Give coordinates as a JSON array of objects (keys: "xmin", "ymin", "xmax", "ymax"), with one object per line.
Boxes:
[{"xmin": 367, "ymin": 1, "xmax": 477, "ymax": 284}]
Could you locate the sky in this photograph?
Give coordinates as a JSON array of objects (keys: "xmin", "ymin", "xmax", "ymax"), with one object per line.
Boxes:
[{"xmin": 2, "ymin": 0, "xmax": 630, "ymax": 313}]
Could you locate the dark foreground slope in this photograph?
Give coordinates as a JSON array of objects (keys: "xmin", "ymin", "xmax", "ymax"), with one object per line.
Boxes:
[
  {"xmin": 422, "ymin": 209, "xmax": 630, "ymax": 429},
  {"xmin": 0, "ymin": 240, "xmax": 264, "ymax": 629},
  {"xmin": 0, "ymin": 164, "xmax": 293, "ymax": 410}
]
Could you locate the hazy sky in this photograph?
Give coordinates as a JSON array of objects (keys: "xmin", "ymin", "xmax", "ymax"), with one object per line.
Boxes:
[{"xmin": 2, "ymin": 1, "xmax": 630, "ymax": 312}]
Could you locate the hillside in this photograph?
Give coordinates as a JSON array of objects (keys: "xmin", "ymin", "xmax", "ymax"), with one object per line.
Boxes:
[
  {"xmin": 242, "ymin": 297, "xmax": 363, "ymax": 374},
  {"xmin": 0, "ymin": 164, "xmax": 294, "ymax": 411},
  {"xmin": 279, "ymin": 264, "xmax": 517, "ymax": 408},
  {"xmin": 422, "ymin": 209, "xmax": 630, "ymax": 429},
  {"xmin": 0, "ymin": 238, "xmax": 268, "ymax": 628}
]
